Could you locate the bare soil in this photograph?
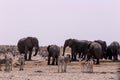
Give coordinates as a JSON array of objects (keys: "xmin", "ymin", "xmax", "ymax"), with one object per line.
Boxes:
[{"xmin": 0, "ymin": 55, "xmax": 120, "ymax": 80}]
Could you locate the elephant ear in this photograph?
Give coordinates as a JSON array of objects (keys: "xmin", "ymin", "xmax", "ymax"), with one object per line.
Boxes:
[
  {"xmin": 87, "ymin": 41, "xmax": 92, "ymax": 48},
  {"xmin": 24, "ymin": 37, "xmax": 33, "ymax": 48},
  {"xmin": 30, "ymin": 37, "xmax": 39, "ymax": 47},
  {"xmin": 63, "ymin": 39, "xmax": 72, "ymax": 49},
  {"xmin": 66, "ymin": 38, "xmax": 73, "ymax": 47}
]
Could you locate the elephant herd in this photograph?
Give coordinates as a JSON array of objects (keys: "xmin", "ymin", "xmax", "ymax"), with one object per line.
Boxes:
[
  {"xmin": 17, "ymin": 37, "xmax": 120, "ymax": 65},
  {"xmin": 63, "ymin": 39, "xmax": 120, "ymax": 64}
]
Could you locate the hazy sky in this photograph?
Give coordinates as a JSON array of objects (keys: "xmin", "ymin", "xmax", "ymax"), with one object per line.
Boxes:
[{"xmin": 0, "ymin": 0, "xmax": 120, "ymax": 46}]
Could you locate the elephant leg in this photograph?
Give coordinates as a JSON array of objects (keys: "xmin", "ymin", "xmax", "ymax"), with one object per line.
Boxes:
[
  {"xmin": 56, "ymin": 57, "xmax": 58, "ymax": 65},
  {"xmin": 78, "ymin": 52, "xmax": 81, "ymax": 58},
  {"xmin": 96, "ymin": 59, "xmax": 100, "ymax": 64},
  {"xmin": 115, "ymin": 55, "xmax": 118, "ymax": 60},
  {"xmin": 48, "ymin": 56, "xmax": 51, "ymax": 65},
  {"xmin": 113, "ymin": 55, "xmax": 115, "ymax": 61},
  {"xmin": 71, "ymin": 53, "xmax": 74, "ymax": 60},
  {"xmin": 115, "ymin": 53, "xmax": 118, "ymax": 60},
  {"xmin": 52, "ymin": 57, "xmax": 55, "ymax": 65},
  {"xmin": 82, "ymin": 52, "xmax": 86, "ymax": 60},
  {"xmin": 86, "ymin": 54, "xmax": 91, "ymax": 61},
  {"xmin": 113, "ymin": 55, "xmax": 118, "ymax": 61},
  {"xmin": 71, "ymin": 50, "xmax": 74, "ymax": 61},
  {"xmin": 24, "ymin": 47, "xmax": 28, "ymax": 60},
  {"xmin": 24, "ymin": 53, "xmax": 27, "ymax": 60},
  {"xmin": 108, "ymin": 55, "xmax": 112, "ymax": 60},
  {"xmin": 80, "ymin": 52, "xmax": 84, "ymax": 59},
  {"xmin": 73, "ymin": 52, "xmax": 77, "ymax": 61},
  {"xmin": 28, "ymin": 51, "xmax": 32, "ymax": 60}
]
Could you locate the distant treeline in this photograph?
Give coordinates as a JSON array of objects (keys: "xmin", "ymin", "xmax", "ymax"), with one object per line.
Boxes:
[{"xmin": 0, "ymin": 45, "xmax": 71, "ymax": 53}]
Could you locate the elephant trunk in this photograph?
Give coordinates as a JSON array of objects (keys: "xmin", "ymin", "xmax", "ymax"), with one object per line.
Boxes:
[
  {"xmin": 63, "ymin": 39, "xmax": 72, "ymax": 56},
  {"xmin": 33, "ymin": 46, "xmax": 39, "ymax": 56},
  {"xmin": 63, "ymin": 45, "xmax": 67, "ymax": 56}
]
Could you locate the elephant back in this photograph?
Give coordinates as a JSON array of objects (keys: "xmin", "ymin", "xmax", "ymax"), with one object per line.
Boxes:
[
  {"xmin": 90, "ymin": 42, "xmax": 102, "ymax": 52},
  {"xmin": 47, "ymin": 45, "xmax": 60, "ymax": 57},
  {"xmin": 110, "ymin": 41, "xmax": 120, "ymax": 48},
  {"xmin": 77, "ymin": 40, "xmax": 91, "ymax": 52},
  {"xmin": 94, "ymin": 40, "xmax": 107, "ymax": 52},
  {"xmin": 27, "ymin": 37, "xmax": 39, "ymax": 47},
  {"xmin": 89, "ymin": 42, "xmax": 102, "ymax": 59},
  {"xmin": 109, "ymin": 41, "xmax": 120, "ymax": 55}
]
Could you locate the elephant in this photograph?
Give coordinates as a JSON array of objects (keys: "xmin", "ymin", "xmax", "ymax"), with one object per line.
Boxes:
[
  {"xmin": 94, "ymin": 40, "xmax": 107, "ymax": 59},
  {"xmin": 17, "ymin": 37, "xmax": 39, "ymax": 61},
  {"xmin": 106, "ymin": 41, "xmax": 120, "ymax": 61},
  {"xmin": 87, "ymin": 42, "xmax": 102, "ymax": 64},
  {"xmin": 106, "ymin": 45, "xmax": 113, "ymax": 60},
  {"xmin": 47, "ymin": 45, "xmax": 60, "ymax": 65},
  {"xmin": 63, "ymin": 39, "xmax": 90, "ymax": 61}
]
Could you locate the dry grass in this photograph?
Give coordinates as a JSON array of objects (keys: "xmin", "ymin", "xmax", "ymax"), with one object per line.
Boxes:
[
  {"xmin": 0, "ymin": 55, "xmax": 119, "ymax": 80},
  {"xmin": 0, "ymin": 45, "xmax": 119, "ymax": 80}
]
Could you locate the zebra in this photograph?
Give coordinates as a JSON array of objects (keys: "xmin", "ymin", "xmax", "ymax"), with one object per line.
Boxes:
[
  {"xmin": 18, "ymin": 54, "xmax": 25, "ymax": 71},
  {"xmin": 80, "ymin": 60, "xmax": 93, "ymax": 73},
  {"xmin": 58, "ymin": 54, "xmax": 71, "ymax": 72}
]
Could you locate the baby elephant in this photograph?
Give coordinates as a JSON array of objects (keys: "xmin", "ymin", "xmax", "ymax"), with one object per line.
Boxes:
[
  {"xmin": 18, "ymin": 54, "xmax": 25, "ymax": 71},
  {"xmin": 58, "ymin": 54, "xmax": 71, "ymax": 73}
]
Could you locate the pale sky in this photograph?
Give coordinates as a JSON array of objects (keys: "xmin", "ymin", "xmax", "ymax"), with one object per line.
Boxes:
[{"xmin": 0, "ymin": 0, "xmax": 120, "ymax": 46}]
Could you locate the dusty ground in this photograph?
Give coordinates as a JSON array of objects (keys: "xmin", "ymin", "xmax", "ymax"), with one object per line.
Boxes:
[{"xmin": 0, "ymin": 55, "xmax": 120, "ymax": 80}]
